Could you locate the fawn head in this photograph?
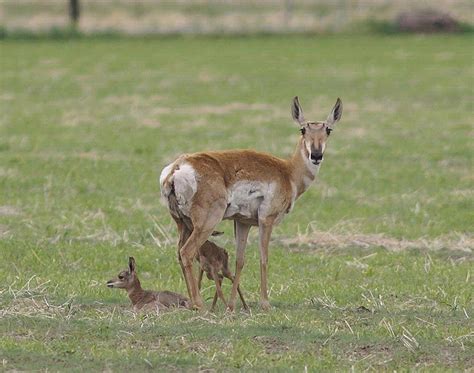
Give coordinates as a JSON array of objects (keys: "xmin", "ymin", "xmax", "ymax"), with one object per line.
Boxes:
[
  {"xmin": 292, "ymin": 97, "xmax": 343, "ymax": 165},
  {"xmin": 107, "ymin": 257, "xmax": 137, "ymax": 290}
]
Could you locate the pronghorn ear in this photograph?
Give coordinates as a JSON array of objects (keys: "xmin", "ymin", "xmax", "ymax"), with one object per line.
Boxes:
[
  {"xmin": 326, "ymin": 98, "xmax": 343, "ymax": 129},
  {"xmin": 292, "ymin": 96, "xmax": 305, "ymax": 126},
  {"xmin": 128, "ymin": 257, "xmax": 136, "ymax": 273}
]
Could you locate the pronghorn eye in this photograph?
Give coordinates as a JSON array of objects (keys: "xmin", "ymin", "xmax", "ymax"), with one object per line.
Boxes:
[{"xmin": 118, "ymin": 275, "xmax": 124, "ymax": 280}]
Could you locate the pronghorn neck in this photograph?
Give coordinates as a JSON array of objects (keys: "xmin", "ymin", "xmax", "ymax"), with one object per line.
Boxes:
[
  {"xmin": 126, "ymin": 278, "xmax": 145, "ymax": 306},
  {"xmin": 290, "ymin": 136, "xmax": 320, "ymax": 197}
]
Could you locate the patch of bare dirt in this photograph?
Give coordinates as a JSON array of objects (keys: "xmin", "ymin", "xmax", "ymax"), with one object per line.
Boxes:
[
  {"xmin": 414, "ymin": 346, "xmax": 473, "ymax": 368},
  {"xmin": 0, "ymin": 205, "xmax": 22, "ymax": 217},
  {"xmin": 349, "ymin": 343, "xmax": 393, "ymax": 363},
  {"xmin": 253, "ymin": 336, "xmax": 291, "ymax": 354}
]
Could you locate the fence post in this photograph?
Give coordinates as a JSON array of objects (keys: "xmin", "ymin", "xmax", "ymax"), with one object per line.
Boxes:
[
  {"xmin": 284, "ymin": 0, "xmax": 293, "ymax": 31},
  {"xmin": 69, "ymin": 0, "xmax": 80, "ymax": 29}
]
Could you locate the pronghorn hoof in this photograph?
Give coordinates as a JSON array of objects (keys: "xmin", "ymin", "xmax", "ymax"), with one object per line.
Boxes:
[
  {"xmin": 260, "ymin": 300, "xmax": 271, "ymax": 311},
  {"xmin": 191, "ymin": 301, "xmax": 204, "ymax": 311}
]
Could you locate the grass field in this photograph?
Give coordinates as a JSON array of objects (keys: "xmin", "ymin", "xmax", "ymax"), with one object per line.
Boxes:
[{"xmin": 0, "ymin": 35, "xmax": 473, "ymax": 371}]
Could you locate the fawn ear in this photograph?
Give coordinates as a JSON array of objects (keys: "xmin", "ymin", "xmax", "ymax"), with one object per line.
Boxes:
[
  {"xmin": 326, "ymin": 98, "xmax": 343, "ymax": 129},
  {"xmin": 292, "ymin": 96, "xmax": 305, "ymax": 126},
  {"xmin": 128, "ymin": 257, "xmax": 136, "ymax": 273}
]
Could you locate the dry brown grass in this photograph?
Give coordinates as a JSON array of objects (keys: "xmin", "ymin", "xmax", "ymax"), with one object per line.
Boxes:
[
  {"xmin": 0, "ymin": 205, "xmax": 22, "ymax": 217},
  {"xmin": 1, "ymin": 0, "xmax": 472, "ymax": 34},
  {"xmin": 281, "ymin": 230, "xmax": 473, "ymax": 252}
]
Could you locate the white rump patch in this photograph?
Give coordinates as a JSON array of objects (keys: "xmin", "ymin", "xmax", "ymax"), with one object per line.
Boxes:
[
  {"xmin": 171, "ymin": 163, "xmax": 198, "ymax": 217},
  {"xmin": 159, "ymin": 163, "xmax": 175, "ymax": 196},
  {"xmin": 158, "ymin": 162, "xmax": 198, "ymax": 216},
  {"xmin": 159, "ymin": 162, "xmax": 176, "ymax": 208}
]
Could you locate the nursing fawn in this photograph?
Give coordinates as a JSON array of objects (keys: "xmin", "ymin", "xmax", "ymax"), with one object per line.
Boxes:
[{"xmin": 197, "ymin": 239, "xmax": 248, "ymax": 312}]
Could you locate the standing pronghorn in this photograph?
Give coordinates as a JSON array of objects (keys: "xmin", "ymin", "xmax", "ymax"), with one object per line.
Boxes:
[{"xmin": 160, "ymin": 97, "xmax": 343, "ymax": 310}]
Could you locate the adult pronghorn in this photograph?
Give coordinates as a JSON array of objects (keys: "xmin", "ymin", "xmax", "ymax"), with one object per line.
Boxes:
[{"xmin": 160, "ymin": 97, "xmax": 343, "ymax": 311}]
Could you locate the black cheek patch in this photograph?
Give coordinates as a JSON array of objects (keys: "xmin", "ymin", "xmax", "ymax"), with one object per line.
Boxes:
[
  {"xmin": 326, "ymin": 128, "xmax": 332, "ymax": 136},
  {"xmin": 300, "ymin": 127, "xmax": 306, "ymax": 135}
]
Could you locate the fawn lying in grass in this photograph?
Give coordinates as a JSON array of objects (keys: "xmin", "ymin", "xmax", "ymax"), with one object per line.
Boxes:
[
  {"xmin": 197, "ymin": 238, "xmax": 248, "ymax": 312},
  {"xmin": 107, "ymin": 257, "xmax": 189, "ymax": 312}
]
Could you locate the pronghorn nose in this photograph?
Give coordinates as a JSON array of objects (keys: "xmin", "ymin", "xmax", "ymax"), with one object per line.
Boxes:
[
  {"xmin": 310, "ymin": 152, "xmax": 323, "ymax": 164},
  {"xmin": 106, "ymin": 280, "xmax": 114, "ymax": 288}
]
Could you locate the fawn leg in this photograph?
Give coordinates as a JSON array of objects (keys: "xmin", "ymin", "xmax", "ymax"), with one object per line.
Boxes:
[
  {"xmin": 198, "ymin": 268, "xmax": 204, "ymax": 290},
  {"xmin": 210, "ymin": 276, "xmax": 222, "ymax": 312},
  {"xmin": 223, "ymin": 269, "xmax": 248, "ymax": 311},
  {"xmin": 236, "ymin": 284, "xmax": 248, "ymax": 311},
  {"xmin": 210, "ymin": 270, "xmax": 227, "ymax": 309}
]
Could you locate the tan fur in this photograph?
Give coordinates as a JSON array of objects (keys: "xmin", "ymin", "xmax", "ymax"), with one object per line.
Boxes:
[
  {"xmin": 107, "ymin": 257, "xmax": 189, "ymax": 312},
  {"xmin": 160, "ymin": 97, "xmax": 343, "ymax": 311},
  {"xmin": 197, "ymin": 240, "xmax": 248, "ymax": 312}
]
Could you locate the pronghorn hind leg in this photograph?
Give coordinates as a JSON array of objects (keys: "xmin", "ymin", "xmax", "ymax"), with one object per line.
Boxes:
[
  {"xmin": 179, "ymin": 199, "xmax": 227, "ymax": 310},
  {"xmin": 172, "ymin": 216, "xmax": 192, "ymax": 299},
  {"xmin": 179, "ymin": 229, "xmax": 213, "ymax": 310}
]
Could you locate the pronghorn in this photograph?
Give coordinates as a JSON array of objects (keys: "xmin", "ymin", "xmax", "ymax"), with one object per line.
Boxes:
[
  {"xmin": 160, "ymin": 97, "xmax": 343, "ymax": 310},
  {"xmin": 107, "ymin": 257, "xmax": 189, "ymax": 312}
]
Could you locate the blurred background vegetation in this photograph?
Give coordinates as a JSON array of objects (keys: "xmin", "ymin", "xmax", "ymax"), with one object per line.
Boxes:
[{"xmin": 1, "ymin": 0, "xmax": 472, "ymax": 37}]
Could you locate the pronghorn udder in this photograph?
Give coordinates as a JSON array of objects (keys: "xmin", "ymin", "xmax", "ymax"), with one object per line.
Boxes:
[{"xmin": 224, "ymin": 180, "xmax": 277, "ymax": 221}]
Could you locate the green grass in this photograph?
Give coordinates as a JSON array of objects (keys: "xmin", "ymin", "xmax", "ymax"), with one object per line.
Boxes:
[{"xmin": 0, "ymin": 35, "xmax": 473, "ymax": 371}]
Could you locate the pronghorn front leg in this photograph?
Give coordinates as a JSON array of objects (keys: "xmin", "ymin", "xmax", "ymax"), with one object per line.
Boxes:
[
  {"xmin": 227, "ymin": 221, "xmax": 251, "ymax": 312},
  {"xmin": 258, "ymin": 216, "xmax": 276, "ymax": 311}
]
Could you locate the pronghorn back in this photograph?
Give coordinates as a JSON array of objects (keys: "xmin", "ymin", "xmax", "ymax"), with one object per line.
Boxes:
[{"xmin": 160, "ymin": 150, "xmax": 295, "ymax": 225}]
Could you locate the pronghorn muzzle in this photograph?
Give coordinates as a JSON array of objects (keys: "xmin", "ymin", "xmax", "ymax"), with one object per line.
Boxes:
[{"xmin": 310, "ymin": 151, "xmax": 323, "ymax": 165}]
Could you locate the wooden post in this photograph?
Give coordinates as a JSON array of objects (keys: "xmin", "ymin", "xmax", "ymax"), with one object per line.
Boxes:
[{"xmin": 69, "ymin": 0, "xmax": 80, "ymax": 29}]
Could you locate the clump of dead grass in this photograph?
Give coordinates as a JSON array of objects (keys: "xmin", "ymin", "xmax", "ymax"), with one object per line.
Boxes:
[
  {"xmin": 281, "ymin": 230, "xmax": 473, "ymax": 252},
  {"xmin": 0, "ymin": 205, "xmax": 22, "ymax": 217},
  {"xmin": 1, "ymin": 275, "xmax": 75, "ymax": 320}
]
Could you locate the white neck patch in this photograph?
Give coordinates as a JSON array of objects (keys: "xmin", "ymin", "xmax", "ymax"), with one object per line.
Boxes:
[{"xmin": 300, "ymin": 146, "xmax": 319, "ymax": 176}]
